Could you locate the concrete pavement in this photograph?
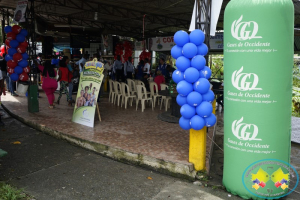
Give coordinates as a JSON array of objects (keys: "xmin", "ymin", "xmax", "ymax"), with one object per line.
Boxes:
[{"xmin": 0, "ymin": 107, "xmax": 239, "ymax": 200}]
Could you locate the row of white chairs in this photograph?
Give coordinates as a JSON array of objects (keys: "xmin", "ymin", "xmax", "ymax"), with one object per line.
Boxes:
[{"xmin": 108, "ymin": 79, "xmax": 171, "ymax": 112}]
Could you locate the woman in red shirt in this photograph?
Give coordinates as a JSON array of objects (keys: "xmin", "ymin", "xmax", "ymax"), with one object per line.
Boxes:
[
  {"xmin": 154, "ymin": 70, "xmax": 165, "ymax": 90},
  {"xmin": 56, "ymin": 59, "xmax": 71, "ymax": 106}
]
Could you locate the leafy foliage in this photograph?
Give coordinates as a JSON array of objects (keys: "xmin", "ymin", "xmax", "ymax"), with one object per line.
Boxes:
[
  {"xmin": 293, "ymin": 61, "xmax": 300, "ymax": 117},
  {"xmin": 0, "ymin": 183, "xmax": 27, "ymax": 200},
  {"xmin": 209, "ymin": 56, "xmax": 224, "ymax": 79}
]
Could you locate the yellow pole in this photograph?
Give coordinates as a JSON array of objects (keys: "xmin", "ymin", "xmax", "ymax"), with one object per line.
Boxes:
[
  {"xmin": 104, "ymin": 77, "xmax": 108, "ymax": 92},
  {"xmin": 212, "ymin": 99, "xmax": 216, "ymax": 114},
  {"xmin": 189, "ymin": 127, "xmax": 207, "ymax": 171}
]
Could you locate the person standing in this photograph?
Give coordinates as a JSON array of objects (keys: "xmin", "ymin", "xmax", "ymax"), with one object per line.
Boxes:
[
  {"xmin": 0, "ymin": 55, "xmax": 8, "ymax": 95},
  {"xmin": 56, "ymin": 60, "xmax": 71, "ymax": 106},
  {"xmin": 136, "ymin": 60, "xmax": 144, "ymax": 80},
  {"xmin": 144, "ymin": 58, "xmax": 150, "ymax": 75},
  {"xmin": 38, "ymin": 61, "xmax": 58, "ymax": 108},
  {"xmin": 124, "ymin": 57, "xmax": 134, "ymax": 79},
  {"xmin": 62, "ymin": 56, "xmax": 75, "ymax": 103},
  {"xmin": 156, "ymin": 58, "xmax": 167, "ymax": 77},
  {"xmin": 76, "ymin": 54, "xmax": 88, "ymax": 73},
  {"xmin": 113, "ymin": 55, "xmax": 123, "ymax": 81}
]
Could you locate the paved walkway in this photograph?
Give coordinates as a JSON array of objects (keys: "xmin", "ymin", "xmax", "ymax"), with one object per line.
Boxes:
[
  {"xmin": 0, "ymin": 108, "xmax": 237, "ymax": 200},
  {"xmin": 0, "ymin": 91, "xmax": 217, "ymax": 178}
]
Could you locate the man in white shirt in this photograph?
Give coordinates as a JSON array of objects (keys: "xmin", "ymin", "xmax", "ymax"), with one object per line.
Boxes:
[
  {"xmin": 113, "ymin": 55, "xmax": 123, "ymax": 81},
  {"xmin": 124, "ymin": 57, "xmax": 135, "ymax": 79},
  {"xmin": 76, "ymin": 54, "xmax": 88, "ymax": 73},
  {"xmin": 144, "ymin": 58, "xmax": 150, "ymax": 75}
]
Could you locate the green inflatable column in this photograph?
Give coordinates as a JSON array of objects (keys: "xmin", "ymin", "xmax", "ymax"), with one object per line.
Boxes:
[{"xmin": 223, "ymin": 0, "xmax": 294, "ymax": 199}]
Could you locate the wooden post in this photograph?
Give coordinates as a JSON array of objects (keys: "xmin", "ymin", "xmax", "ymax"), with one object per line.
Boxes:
[{"xmin": 189, "ymin": 127, "xmax": 207, "ymax": 171}]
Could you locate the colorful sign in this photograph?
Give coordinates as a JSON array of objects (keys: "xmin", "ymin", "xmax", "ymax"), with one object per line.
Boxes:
[
  {"xmin": 223, "ymin": 0, "xmax": 294, "ymax": 199},
  {"xmin": 242, "ymin": 159, "xmax": 298, "ymax": 199},
  {"xmin": 13, "ymin": 0, "xmax": 28, "ymax": 23},
  {"xmin": 148, "ymin": 36, "xmax": 175, "ymax": 51},
  {"xmin": 210, "ymin": 33, "xmax": 223, "ymax": 50},
  {"xmin": 134, "ymin": 41, "xmax": 144, "ymax": 51},
  {"xmin": 72, "ymin": 59, "xmax": 104, "ymax": 127}
]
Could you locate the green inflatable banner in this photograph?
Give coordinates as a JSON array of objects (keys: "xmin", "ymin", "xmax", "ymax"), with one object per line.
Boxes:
[{"xmin": 223, "ymin": 0, "xmax": 294, "ymax": 199}]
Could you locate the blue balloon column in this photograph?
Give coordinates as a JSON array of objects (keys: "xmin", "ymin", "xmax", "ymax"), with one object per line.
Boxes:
[{"xmin": 171, "ymin": 30, "xmax": 216, "ymax": 130}]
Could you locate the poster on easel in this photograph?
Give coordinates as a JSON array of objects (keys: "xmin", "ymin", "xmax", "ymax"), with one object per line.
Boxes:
[{"xmin": 72, "ymin": 58, "xmax": 104, "ymax": 127}]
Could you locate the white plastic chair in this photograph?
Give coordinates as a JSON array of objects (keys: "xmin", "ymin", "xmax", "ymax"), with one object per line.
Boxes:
[
  {"xmin": 136, "ymin": 85, "xmax": 153, "ymax": 112},
  {"xmin": 160, "ymin": 84, "xmax": 171, "ymax": 111},
  {"xmin": 149, "ymin": 82, "xmax": 162, "ymax": 108},
  {"xmin": 113, "ymin": 81, "xmax": 122, "ymax": 106},
  {"xmin": 127, "ymin": 79, "xmax": 137, "ymax": 96},
  {"xmin": 136, "ymin": 80, "xmax": 151, "ymax": 97},
  {"xmin": 121, "ymin": 82, "xmax": 136, "ymax": 109},
  {"xmin": 108, "ymin": 79, "xmax": 115, "ymax": 103}
]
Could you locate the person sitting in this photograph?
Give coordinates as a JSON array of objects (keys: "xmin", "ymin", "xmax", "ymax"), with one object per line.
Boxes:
[{"xmin": 154, "ymin": 70, "xmax": 165, "ymax": 91}]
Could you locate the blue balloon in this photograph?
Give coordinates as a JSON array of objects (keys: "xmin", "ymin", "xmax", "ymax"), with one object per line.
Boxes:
[
  {"xmin": 176, "ymin": 56, "xmax": 190, "ymax": 72},
  {"xmin": 180, "ymin": 104, "xmax": 196, "ymax": 119},
  {"xmin": 190, "ymin": 115, "xmax": 205, "ymax": 130},
  {"xmin": 179, "ymin": 117, "xmax": 191, "ymax": 130},
  {"xmin": 10, "ymin": 73, "xmax": 19, "ymax": 81},
  {"xmin": 187, "ymin": 91, "xmax": 202, "ymax": 107},
  {"xmin": 171, "ymin": 45, "xmax": 183, "ymax": 59},
  {"xmin": 174, "ymin": 31, "xmax": 189, "ymax": 47},
  {"xmin": 5, "ymin": 54, "xmax": 12, "ymax": 61},
  {"xmin": 18, "ymin": 60, "xmax": 28, "ymax": 68},
  {"xmin": 189, "ymin": 29, "xmax": 205, "ymax": 46},
  {"xmin": 184, "ymin": 67, "xmax": 200, "ymax": 83},
  {"xmin": 14, "ymin": 66, "xmax": 23, "ymax": 75},
  {"xmin": 4, "ymin": 26, "xmax": 12, "ymax": 34},
  {"xmin": 172, "ymin": 70, "xmax": 184, "ymax": 84},
  {"xmin": 197, "ymin": 43, "xmax": 208, "ymax": 56},
  {"xmin": 8, "ymin": 48, "xmax": 17, "ymax": 56},
  {"xmin": 20, "ymin": 29, "xmax": 28, "ymax": 37},
  {"xmin": 191, "ymin": 55, "xmax": 206, "ymax": 71},
  {"xmin": 199, "ymin": 66, "xmax": 212, "ymax": 79},
  {"xmin": 196, "ymin": 101, "xmax": 213, "ymax": 117},
  {"xmin": 202, "ymin": 90, "xmax": 215, "ymax": 102},
  {"xmin": 177, "ymin": 80, "xmax": 193, "ymax": 96},
  {"xmin": 176, "ymin": 95, "xmax": 187, "ymax": 106},
  {"xmin": 22, "ymin": 53, "xmax": 29, "ymax": 60},
  {"xmin": 193, "ymin": 78, "xmax": 211, "ymax": 94},
  {"xmin": 16, "ymin": 34, "xmax": 25, "ymax": 43},
  {"xmin": 205, "ymin": 113, "xmax": 217, "ymax": 127},
  {"xmin": 10, "ymin": 40, "xmax": 19, "ymax": 48},
  {"xmin": 182, "ymin": 43, "xmax": 198, "ymax": 59}
]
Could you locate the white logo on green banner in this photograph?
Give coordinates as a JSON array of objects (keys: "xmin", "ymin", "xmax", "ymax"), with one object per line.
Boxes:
[
  {"xmin": 231, "ymin": 15, "xmax": 262, "ymax": 41},
  {"xmin": 231, "ymin": 66, "xmax": 262, "ymax": 91},
  {"xmin": 232, "ymin": 117, "xmax": 261, "ymax": 141}
]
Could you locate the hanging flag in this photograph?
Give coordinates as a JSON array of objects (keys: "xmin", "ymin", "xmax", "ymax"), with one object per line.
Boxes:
[{"xmin": 13, "ymin": 0, "xmax": 28, "ymax": 23}]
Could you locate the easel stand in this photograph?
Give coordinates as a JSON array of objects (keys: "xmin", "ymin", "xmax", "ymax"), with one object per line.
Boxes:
[{"xmin": 96, "ymin": 103, "xmax": 101, "ymax": 122}]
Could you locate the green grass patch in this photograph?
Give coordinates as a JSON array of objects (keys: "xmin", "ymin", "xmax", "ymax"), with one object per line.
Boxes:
[{"xmin": 0, "ymin": 182, "xmax": 30, "ymax": 200}]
